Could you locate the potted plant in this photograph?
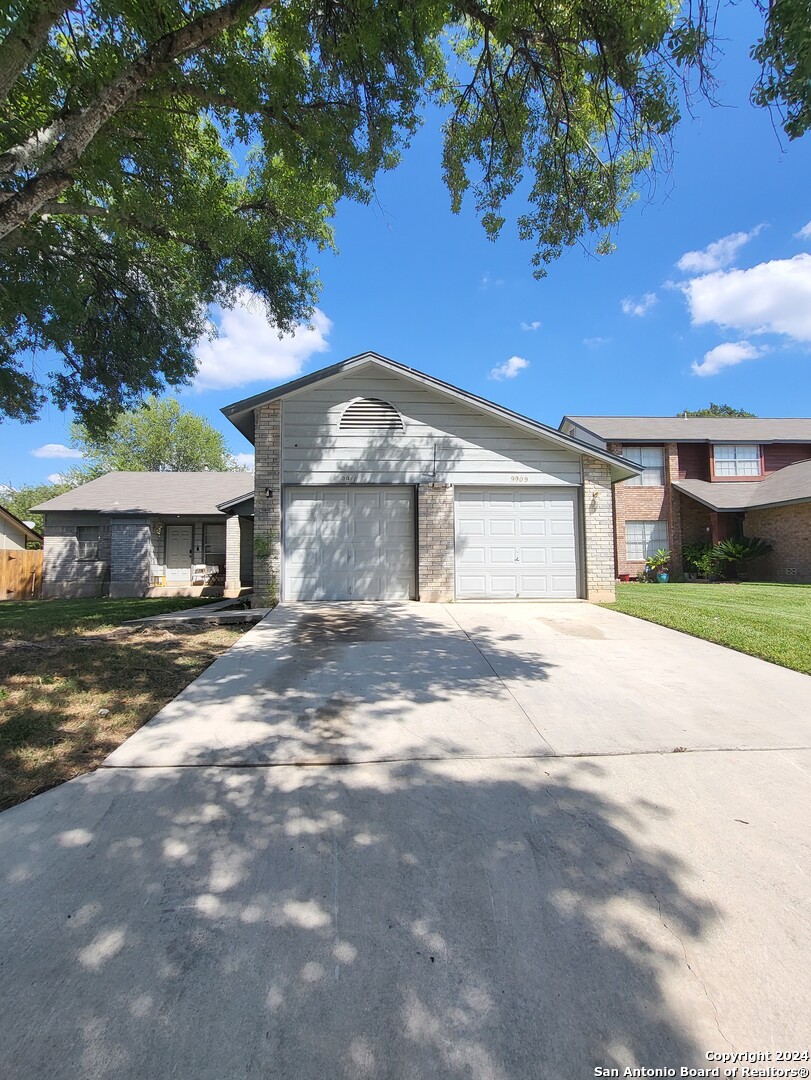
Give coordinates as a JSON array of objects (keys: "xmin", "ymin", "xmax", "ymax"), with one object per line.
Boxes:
[{"xmin": 645, "ymin": 548, "xmax": 671, "ymax": 583}]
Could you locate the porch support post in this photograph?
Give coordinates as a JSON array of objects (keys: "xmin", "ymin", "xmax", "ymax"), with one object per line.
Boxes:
[{"xmin": 224, "ymin": 514, "xmax": 241, "ymax": 596}]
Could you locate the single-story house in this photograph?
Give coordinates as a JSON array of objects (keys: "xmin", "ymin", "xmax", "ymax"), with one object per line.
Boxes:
[
  {"xmin": 34, "ymin": 353, "xmax": 641, "ymax": 602},
  {"xmin": 1, "ymin": 505, "xmax": 42, "ymax": 550},
  {"xmin": 220, "ymin": 352, "xmax": 639, "ymax": 604},
  {"xmin": 32, "ymin": 472, "xmax": 254, "ymax": 598}
]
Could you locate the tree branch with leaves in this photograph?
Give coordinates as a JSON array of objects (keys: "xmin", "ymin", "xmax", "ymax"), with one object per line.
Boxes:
[{"xmin": 0, "ymin": 0, "xmax": 806, "ymax": 431}]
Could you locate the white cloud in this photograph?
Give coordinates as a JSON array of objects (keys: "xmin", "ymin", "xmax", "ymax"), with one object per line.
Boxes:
[
  {"xmin": 47, "ymin": 472, "xmax": 68, "ymax": 484},
  {"xmin": 691, "ymin": 341, "xmax": 764, "ymax": 378},
  {"xmin": 193, "ymin": 290, "xmax": 332, "ymax": 391},
  {"xmin": 583, "ymin": 336, "xmax": 611, "ymax": 348},
  {"xmin": 796, "ymin": 220, "xmax": 811, "ymax": 240},
  {"xmin": 682, "ymin": 253, "xmax": 811, "ymax": 343},
  {"xmin": 489, "ymin": 355, "xmax": 529, "ymax": 380},
  {"xmin": 620, "ymin": 292, "xmax": 658, "ymax": 317},
  {"xmin": 480, "ymin": 272, "xmax": 504, "ymax": 290},
  {"xmin": 232, "ymin": 452, "xmax": 255, "ymax": 471},
  {"xmin": 31, "ymin": 443, "xmax": 83, "ymax": 459},
  {"xmin": 677, "ymin": 226, "xmax": 763, "ymax": 274},
  {"xmin": 520, "ymin": 320, "xmax": 541, "ymax": 332}
]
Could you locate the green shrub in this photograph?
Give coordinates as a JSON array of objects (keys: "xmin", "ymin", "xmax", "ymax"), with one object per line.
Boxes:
[
  {"xmin": 682, "ymin": 542, "xmax": 714, "ymax": 576},
  {"xmin": 710, "ymin": 536, "xmax": 773, "ymax": 579}
]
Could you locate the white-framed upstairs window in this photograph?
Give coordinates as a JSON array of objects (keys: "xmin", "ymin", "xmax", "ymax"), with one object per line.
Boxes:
[
  {"xmin": 625, "ymin": 520, "xmax": 668, "ymax": 562},
  {"xmin": 622, "ymin": 446, "xmax": 665, "ymax": 486},
  {"xmin": 712, "ymin": 443, "xmax": 761, "ymax": 477}
]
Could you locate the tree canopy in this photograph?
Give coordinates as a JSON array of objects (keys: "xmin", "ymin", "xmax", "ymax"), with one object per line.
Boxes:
[
  {"xmin": 0, "ymin": 0, "xmax": 806, "ymax": 431},
  {"xmin": 70, "ymin": 395, "xmax": 245, "ymax": 473},
  {"xmin": 2, "ymin": 477, "xmax": 75, "ymax": 532},
  {"xmin": 3, "ymin": 395, "xmax": 244, "ymax": 527},
  {"xmin": 677, "ymin": 404, "xmax": 758, "ymax": 418}
]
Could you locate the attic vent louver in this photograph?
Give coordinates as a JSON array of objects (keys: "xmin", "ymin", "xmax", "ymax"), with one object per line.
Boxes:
[{"xmin": 340, "ymin": 398, "xmax": 404, "ymax": 433}]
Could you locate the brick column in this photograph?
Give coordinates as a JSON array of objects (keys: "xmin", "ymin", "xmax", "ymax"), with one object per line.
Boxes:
[
  {"xmin": 109, "ymin": 518, "xmax": 151, "ymax": 598},
  {"xmin": 664, "ymin": 442, "xmax": 683, "ymax": 575},
  {"xmin": 224, "ymin": 515, "xmax": 241, "ymax": 595},
  {"xmin": 417, "ymin": 483, "xmax": 454, "ymax": 602},
  {"xmin": 582, "ymin": 458, "xmax": 616, "ymax": 602},
  {"xmin": 253, "ymin": 401, "xmax": 282, "ymax": 607}
]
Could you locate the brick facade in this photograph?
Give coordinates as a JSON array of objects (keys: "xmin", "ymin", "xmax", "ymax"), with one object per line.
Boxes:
[
  {"xmin": 253, "ymin": 400, "xmax": 282, "ymax": 606},
  {"xmin": 745, "ymin": 504, "xmax": 811, "ymax": 583},
  {"xmin": 41, "ymin": 513, "xmax": 111, "ymax": 598},
  {"xmin": 679, "ymin": 492, "xmax": 713, "ymax": 546},
  {"xmin": 108, "ymin": 519, "xmax": 152, "ymax": 597},
  {"xmin": 664, "ymin": 443, "xmax": 683, "ymax": 575},
  {"xmin": 417, "ymin": 483, "xmax": 455, "ymax": 602},
  {"xmin": 224, "ymin": 515, "xmax": 242, "ymax": 594},
  {"xmin": 582, "ymin": 457, "xmax": 616, "ymax": 602},
  {"xmin": 607, "ymin": 441, "xmax": 683, "ymax": 578}
]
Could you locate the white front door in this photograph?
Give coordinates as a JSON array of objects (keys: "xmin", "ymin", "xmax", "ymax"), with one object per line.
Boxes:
[
  {"xmin": 455, "ymin": 488, "xmax": 579, "ymax": 599},
  {"xmin": 165, "ymin": 525, "xmax": 193, "ymax": 583},
  {"xmin": 284, "ymin": 486, "xmax": 415, "ymax": 601}
]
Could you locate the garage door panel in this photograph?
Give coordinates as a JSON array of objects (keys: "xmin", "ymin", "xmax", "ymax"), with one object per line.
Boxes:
[
  {"xmin": 518, "ymin": 547, "xmax": 548, "ymax": 566},
  {"xmin": 455, "ymin": 487, "xmax": 579, "ymax": 599},
  {"xmin": 519, "ymin": 520, "xmax": 548, "ymax": 537},
  {"xmin": 490, "ymin": 546, "xmax": 518, "ymax": 564},
  {"xmin": 284, "ymin": 486, "xmax": 415, "ymax": 601}
]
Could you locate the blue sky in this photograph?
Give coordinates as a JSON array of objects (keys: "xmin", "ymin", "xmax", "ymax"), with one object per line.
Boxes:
[{"xmin": 4, "ymin": 1, "xmax": 810, "ymax": 487}]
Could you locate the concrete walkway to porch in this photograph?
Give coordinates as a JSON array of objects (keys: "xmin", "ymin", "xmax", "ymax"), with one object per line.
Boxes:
[{"xmin": 125, "ymin": 597, "xmax": 273, "ymax": 627}]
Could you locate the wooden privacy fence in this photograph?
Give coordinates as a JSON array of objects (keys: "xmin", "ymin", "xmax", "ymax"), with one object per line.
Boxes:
[{"xmin": 1, "ymin": 549, "xmax": 43, "ymax": 600}]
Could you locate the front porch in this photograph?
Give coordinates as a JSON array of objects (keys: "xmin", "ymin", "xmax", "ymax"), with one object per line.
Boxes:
[{"xmin": 109, "ymin": 514, "xmax": 254, "ymax": 598}]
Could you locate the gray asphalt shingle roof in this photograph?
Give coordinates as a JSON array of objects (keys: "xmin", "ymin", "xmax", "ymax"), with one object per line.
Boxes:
[
  {"xmin": 31, "ymin": 472, "xmax": 254, "ymax": 516},
  {"xmin": 565, "ymin": 416, "xmax": 811, "ymax": 443},
  {"xmin": 674, "ymin": 459, "xmax": 811, "ymax": 511}
]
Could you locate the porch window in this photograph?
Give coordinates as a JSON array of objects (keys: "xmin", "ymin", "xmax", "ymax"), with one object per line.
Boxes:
[
  {"xmin": 622, "ymin": 446, "xmax": 665, "ymax": 486},
  {"xmin": 204, "ymin": 524, "xmax": 226, "ymax": 571},
  {"xmin": 713, "ymin": 443, "xmax": 760, "ymax": 476},
  {"xmin": 76, "ymin": 525, "xmax": 100, "ymax": 560},
  {"xmin": 626, "ymin": 520, "xmax": 668, "ymax": 562}
]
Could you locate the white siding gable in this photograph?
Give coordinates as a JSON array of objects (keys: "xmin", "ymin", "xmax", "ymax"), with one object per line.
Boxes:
[{"xmin": 281, "ymin": 364, "xmax": 582, "ymax": 486}]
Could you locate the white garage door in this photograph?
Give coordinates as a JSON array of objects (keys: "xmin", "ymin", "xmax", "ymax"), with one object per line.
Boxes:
[
  {"xmin": 284, "ymin": 486, "xmax": 415, "ymax": 601},
  {"xmin": 455, "ymin": 488, "xmax": 580, "ymax": 599}
]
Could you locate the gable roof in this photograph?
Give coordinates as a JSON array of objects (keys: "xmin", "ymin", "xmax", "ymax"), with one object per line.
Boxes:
[
  {"xmin": 31, "ymin": 472, "xmax": 254, "ymax": 517},
  {"xmin": 0, "ymin": 504, "xmax": 42, "ymax": 543},
  {"xmin": 562, "ymin": 415, "xmax": 811, "ymax": 444},
  {"xmin": 222, "ymin": 352, "xmax": 641, "ymax": 481},
  {"xmin": 674, "ymin": 459, "xmax": 811, "ymax": 512}
]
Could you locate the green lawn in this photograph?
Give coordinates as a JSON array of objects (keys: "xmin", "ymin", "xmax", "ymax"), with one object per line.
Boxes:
[
  {"xmin": 0, "ymin": 595, "xmax": 217, "ymax": 639},
  {"xmin": 1, "ymin": 597, "xmax": 245, "ymax": 811},
  {"xmin": 603, "ymin": 582, "xmax": 811, "ymax": 675}
]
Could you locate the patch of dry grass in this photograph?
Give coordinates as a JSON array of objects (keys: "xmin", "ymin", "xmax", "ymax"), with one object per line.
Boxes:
[{"xmin": 0, "ymin": 616, "xmax": 245, "ymax": 811}]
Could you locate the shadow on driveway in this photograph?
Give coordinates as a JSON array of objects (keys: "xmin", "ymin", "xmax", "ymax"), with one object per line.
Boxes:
[{"xmin": 1, "ymin": 753, "xmax": 718, "ymax": 1079}]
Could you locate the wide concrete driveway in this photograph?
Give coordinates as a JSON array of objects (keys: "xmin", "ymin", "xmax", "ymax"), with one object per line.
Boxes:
[
  {"xmin": 106, "ymin": 601, "xmax": 811, "ymax": 765},
  {"xmin": 2, "ymin": 602, "xmax": 810, "ymax": 1079}
]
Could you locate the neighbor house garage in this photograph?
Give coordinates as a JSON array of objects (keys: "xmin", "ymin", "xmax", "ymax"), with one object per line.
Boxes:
[{"xmin": 222, "ymin": 353, "xmax": 638, "ymax": 604}]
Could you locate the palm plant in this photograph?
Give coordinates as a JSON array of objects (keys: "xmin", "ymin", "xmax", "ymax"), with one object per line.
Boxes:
[{"xmin": 710, "ymin": 537, "xmax": 772, "ymax": 579}]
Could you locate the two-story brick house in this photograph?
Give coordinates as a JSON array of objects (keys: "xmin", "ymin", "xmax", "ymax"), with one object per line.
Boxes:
[{"xmin": 559, "ymin": 417, "xmax": 811, "ymax": 583}]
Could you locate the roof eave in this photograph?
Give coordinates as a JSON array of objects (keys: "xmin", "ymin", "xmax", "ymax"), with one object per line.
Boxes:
[
  {"xmin": 216, "ymin": 491, "xmax": 255, "ymax": 512},
  {"xmin": 0, "ymin": 505, "xmax": 42, "ymax": 541}
]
